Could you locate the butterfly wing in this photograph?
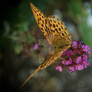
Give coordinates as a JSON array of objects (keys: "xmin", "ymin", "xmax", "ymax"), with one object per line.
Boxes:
[
  {"xmin": 21, "ymin": 3, "xmax": 72, "ymax": 87},
  {"xmin": 21, "ymin": 46, "xmax": 70, "ymax": 87},
  {"xmin": 47, "ymin": 17, "xmax": 72, "ymax": 48},
  {"xmin": 30, "ymin": 3, "xmax": 72, "ymax": 48},
  {"xmin": 30, "ymin": 3, "xmax": 52, "ymax": 45}
]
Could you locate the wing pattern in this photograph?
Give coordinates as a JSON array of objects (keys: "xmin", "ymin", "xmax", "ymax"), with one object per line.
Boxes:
[
  {"xmin": 30, "ymin": 3, "xmax": 72, "ymax": 47},
  {"xmin": 21, "ymin": 3, "xmax": 72, "ymax": 87}
]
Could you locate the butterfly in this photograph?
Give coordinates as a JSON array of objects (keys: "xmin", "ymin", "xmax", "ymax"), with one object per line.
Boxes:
[{"xmin": 21, "ymin": 3, "xmax": 72, "ymax": 87}]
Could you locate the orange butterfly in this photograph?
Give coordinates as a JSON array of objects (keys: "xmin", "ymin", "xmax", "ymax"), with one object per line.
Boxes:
[{"xmin": 21, "ymin": 3, "xmax": 72, "ymax": 87}]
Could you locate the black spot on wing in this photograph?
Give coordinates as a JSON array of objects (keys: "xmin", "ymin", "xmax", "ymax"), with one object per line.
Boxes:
[
  {"xmin": 59, "ymin": 28, "xmax": 61, "ymax": 31},
  {"xmin": 41, "ymin": 24, "xmax": 44, "ymax": 27},
  {"xmin": 61, "ymin": 26, "xmax": 63, "ymax": 29},
  {"xmin": 41, "ymin": 28, "xmax": 43, "ymax": 30},
  {"xmin": 55, "ymin": 28, "xmax": 57, "ymax": 31},
  {"xmin": 53, "ymin": 24, "xmax": 55, "ymax": 27},
  {"xmin": 62, "ymin": 33, "xmax": 64, "ymax": 36}
]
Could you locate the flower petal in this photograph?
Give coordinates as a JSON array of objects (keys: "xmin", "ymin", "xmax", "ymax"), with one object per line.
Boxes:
[
  {"xmin": 56, "ymin": 66, "xmax": 63, "ymax": 72},
  {"xmin": 75, "ymin": 64, "xmax": 84, "ymax": 71},
  {"xmin": 75, "ymin": 56, "xmax": 82, "ymax": 64},
  {"xmin": 33, "ymin": 43, "xmax": 39, "ymax": 50},
  {"xmin": 68, "ymin": 65, "xmax": 75, "ymax": 72},
  {"xmin": 82, "ymin": 45, "xmax": 91, "ymax": 54},
  {"xmin": 72, "ymin": 41, "xmax": 78, "ymax": 48}
]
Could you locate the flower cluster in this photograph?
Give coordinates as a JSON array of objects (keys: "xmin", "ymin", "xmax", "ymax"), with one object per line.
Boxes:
[{"xmin": 56, "ymin": 41, "xmax": 91, "ymax": 72}]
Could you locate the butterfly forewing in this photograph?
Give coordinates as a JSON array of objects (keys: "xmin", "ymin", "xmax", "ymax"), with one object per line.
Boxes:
[
  {"xmin": 30, "ymin": 3, "xmax": 52, "ymax": 45},
  {"xmin": 47, "ymin": 17, "xmax": 72, "ymax": 48},
  {"xmin": 30, "ymin": 3, "xmax": 72, "ymax": 48}
]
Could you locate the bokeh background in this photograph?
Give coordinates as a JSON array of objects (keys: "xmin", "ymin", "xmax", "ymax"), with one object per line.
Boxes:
[{"xmin": 0, "ymin": 0, "xmax": 92, "ymax": 92}]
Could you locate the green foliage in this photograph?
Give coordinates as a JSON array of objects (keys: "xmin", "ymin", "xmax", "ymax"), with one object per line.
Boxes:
[
  {"xmin": 67, "ymin": 0, "xmax": 92, "ymax": 49},
  {"xmin": 79, "ymin": 19, "xmax": 92, "ymax": 49},
  {"xmin": 68, "ymin": 0, "xmax": 83, "ymax": 21}
]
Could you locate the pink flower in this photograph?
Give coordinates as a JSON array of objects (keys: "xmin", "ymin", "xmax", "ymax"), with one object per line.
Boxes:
[
  {"xmin": 62, "ymin": 50, "xmax": 73, "ymax": 57},
  {"xmin": 55, "ymin": 41, "xmax": 91, "ymax": 73},
  {"xmin": 33, "ymin": 43, "xmax": 39, "ymax": 50},
  {"xmin": 75, "ymin": 64, "xmax": 84, "ymax": 71},
  {"xmin": 82, "ymin": 54, "xmax": 88, "ymax": 61},
  {"xmin": 75, "ymin": 56, "xmax": 82, "ymax": 64},
  {"xmin": 56, "ymin": 66, "xmax": 63, "ymax": 72},
  {"xmin": 82, "ymin": 45, "xmax": 91, "ymax": 54},
  {"xmin": 61, "ymin": 58, "xmax": 72, "ymax": 65},
  {"xmin": 82, "ymin": 61, "xmax": 89, "ymax": 68},
  {"xmin": 72, "ymin": 41, "xmax": 78, "ymax": 48},
  {"xmin": 68, "ymin": 65, "xmax": 75, "ymax": 72}
]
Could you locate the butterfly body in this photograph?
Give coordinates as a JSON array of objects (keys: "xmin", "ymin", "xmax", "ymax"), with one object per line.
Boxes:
[{"xmin": 22, "ymin": 3, "xmax": 72, "ymax": 87}]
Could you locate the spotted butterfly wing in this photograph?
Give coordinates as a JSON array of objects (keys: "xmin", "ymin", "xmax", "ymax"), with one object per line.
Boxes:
[
  {"xmin": 47, "ymin": 17, "xmax": 72, "ymax": 48},
  {"xmin": 31, "ymin": 3, "xmax": 72, "ymax": 47},
  {"xmin": 31, "ymin": 3, "xmax": 52, "ymax": 45},
  {"xmin": 21, "ymin": 3, "xmax": 72, "ymax": 87}
]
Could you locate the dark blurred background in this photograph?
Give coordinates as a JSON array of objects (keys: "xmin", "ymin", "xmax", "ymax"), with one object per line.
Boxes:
[{"xmin": 0, "ymin": 0, "xmax": 92, "ymax": 92}]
